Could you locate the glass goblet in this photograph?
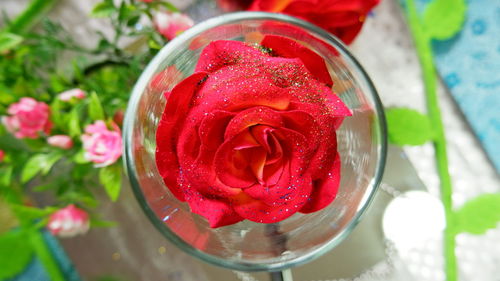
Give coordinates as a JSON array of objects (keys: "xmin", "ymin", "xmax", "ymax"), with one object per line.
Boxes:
[{"xmin": 123, "ymin": 11, "xmax": 387, "ymax": 276}]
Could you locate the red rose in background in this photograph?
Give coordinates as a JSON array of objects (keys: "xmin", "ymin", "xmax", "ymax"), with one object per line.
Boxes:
[
  {"xmin": 156, "ymin": 36, "xmax": 351, "ymax": 228},
  {"xmin": 219, "ymin": 0, "xmax": 380, "ymax": 44},
  {"xmin": 217, "ymin": 0, "xmax": 253, "ymax": 11}
]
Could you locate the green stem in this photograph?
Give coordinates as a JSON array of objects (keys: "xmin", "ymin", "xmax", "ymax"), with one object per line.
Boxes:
[
  {"xmin": 29, "ymin": 230, "xmax": 66, "ymax": 281},
  {"xmin": 405, "ymin": 0, "xmax": 457, "ymax": 280},
  {"xmin": 5, "ymin": 0, "xmax": 59, "ymax": 34}
]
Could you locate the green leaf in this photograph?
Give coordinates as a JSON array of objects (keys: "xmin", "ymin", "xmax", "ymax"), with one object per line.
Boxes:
[
  {"xmin": 118, "ymin": 3, "xmax": 137, "ymax": 23},
  {"xmin": 91, "ymin": 2, "xmax": 116, "ymax": 18},
  {"xmin": 28, "ymin": 230, "xmax": 65, "ymax": 281},
  {"xmin": 10, "ymin": 204, "xmax": 55, "ymax": 222},
  {"xmin": 0, "ymin": 166, "xmax": 13, "ymax": 187},
  {"xmin": 0, "ymin": 32, "xmax": 24, "ymax": 53},
  {"xmin": 73, "ymin": 149, "xmax": 90, "ymax": 164},
  {"xmin": 20, "ymin": 153, "xmax": 62, "ymax": 183},
  {"xmin": 41, "ymin": 152, "xmax": 63, "ymax": 175},
  {"xmin": 49, "ymin": 74, "xmax": 67, "ymax": 93},
  {"xmin": 422, "ymin": 0, "xmax": 467, "ymax": 40},
  {"xmin": 33, "ymin": 183, "xmax": 56, "ymax": 192},
  {"xmin": 99, "ymin": 164, "xmax": 122, "ymax": 201},
  {"xmin": 386, "ymin": 107, "xmax": 434, "ymax": 146},
  {"xmin": 88, "ymin": 91, "xmax": 105, "ymax": 121},
  {"xmin": 50, "ymin": 99, "xmax": 63, "ymax": 128},
  {"xmin": 455, "ymin": 193, "xmax": 500, "ymax": 235},
  {"xmin": 148, "ymin": 39, "xmax": 162, "ymax": 50},
  {"xmin": 5, "ymin": 0, "xmax": 58, "ymax": 34},
  {"xmin": 21, "ymin": 154, "xmax": 47, "ymax": 183},
  {"xmin": 158, "ymin": 2, "xmax": 180, "ymax": 12},
  {"xmin": 0, "ymin": 85, "xmax": 16, "ymax": 105},
  {"xmin": 126, "ymin": 15, "xmax": 141, "ymax": 27},
  {"xmin": 68, "ymin": 107, "xmax": 82, "ymax": 137},
  {"xmin": 90, "ymin": 218, "xmax": 117, "ymax": 228},
  {"xmin": 61, "ymin": 191, "xmax": 98, "ymax": 208},
  {"xmin": 0, "ymin": 231, "xmax": 34, "ymax": 279}
]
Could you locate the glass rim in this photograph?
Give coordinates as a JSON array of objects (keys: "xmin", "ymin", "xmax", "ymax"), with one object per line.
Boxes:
[{"xmin": 123, "ymin": 11, "xmax": 387, "ymax": 272}]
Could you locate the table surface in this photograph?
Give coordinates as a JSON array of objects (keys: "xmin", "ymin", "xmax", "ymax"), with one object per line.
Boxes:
[{"xmin": 3, "ymin": 0, "xmax": 500, "ymax": 280}]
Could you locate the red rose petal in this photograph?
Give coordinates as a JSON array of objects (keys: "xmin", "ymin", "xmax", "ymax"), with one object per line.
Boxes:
[
  {"xmin": 279, "ymin": 110, "xmax": 318, "ymax": 151},
  {"xmin": 177, "ymin": 122, "xmax": 201, "ymax": 166},
  {"xmin": 195, "ymin": 40, "xmax": 264, "ymax": 73},
  {"xmin": 198, "ymin": 110, "xmax": 235, "ymax": 152},
  {"xmin": 262, "ymin": 132, "xmax": 283, "ymax": 165},
  {"xmin": 250, "ymin": 126, "xmax": 285, "ymax": 186},
  {"xmin": 261, "ymin": 35, "xmax": 333, "ymax": 86},
  {"xmin": 250, "ymin": 125, "xmax": 275, "ymax": 155},
  {"xmin": 156, "ymin": 72, "xmax": 208, "ymax": 201},
  {"xmin": 231, "ymin": 173, "xmax": 312, "ymax": 223},
  {"xmin": 300, "ymin": 152, "xmax": 341, "ymax": 213},
  {"xmin": 194, "ymin": 66, "xmax": 292, "ymax": 113},
  {"xmin": 249, "ymin": 147, "xmax": 267, "ymax": 183},
  {"xmin": 178, "ymin": 111, "xmax": 242, "ymax": 197},
  {"xmin": 186, "ymin": 190, "xmax": 244, "ymax": 228},
  {"xmin": 308, "ymin": 117, "xmax": 338, "ymax": 179},
  {"xmin": 224, "ymin": 106, "xmax": 284, "ymax": 140},
  {"xmin": 214, "ymin": 129, "xmax": 259, "ymax": 188},
  {"xmin": 244, "ymin": 127, "xmax": 310, "ymax": 205},
  {"xmin": 261, "ymin": 57, "xmax": 313, "ymax": 88},
  {"xmin": 248, "ymin": 0, "xmax": 293, "ymax": 12}
]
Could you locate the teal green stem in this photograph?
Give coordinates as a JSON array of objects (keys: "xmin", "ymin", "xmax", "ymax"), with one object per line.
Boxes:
[
  {"xmin": 5, "ymin": 0, "xmax": 59, "ymax": 34},
  {"xmin": 29, "ymin": 230, "xmax": 66, "ymax": 281},
  {"xmin": 405, "ymin": 0, "xmax": 457, "ymax": 280}
]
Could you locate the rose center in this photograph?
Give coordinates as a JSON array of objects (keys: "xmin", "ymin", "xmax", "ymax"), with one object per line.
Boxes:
[{"xmin": 229, "ymin": 125, "xmax": 284, "ymax": 187}]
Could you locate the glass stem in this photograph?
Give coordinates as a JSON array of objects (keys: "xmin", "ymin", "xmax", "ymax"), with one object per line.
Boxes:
[{"xmin": 270, "ymin": 269, "xmax": 293, "ymax": 281}]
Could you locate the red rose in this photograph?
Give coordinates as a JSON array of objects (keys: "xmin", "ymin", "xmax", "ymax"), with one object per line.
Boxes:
[
  {"xmin": 223, "ymin": 0, "xmax": 380, "ymax": 44},
  {"xmin": 217, "ymin": 0, "xmax": 253, "ymax": 11},
  {"xmin": 156, "ymin": 35, "xmax": 351, "ymax": 228}
]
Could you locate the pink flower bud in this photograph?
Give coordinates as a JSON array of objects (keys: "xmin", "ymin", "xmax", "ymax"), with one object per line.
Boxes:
[
  {"xmin": 2, "ymin": 97, "xmax": 52, "ymax": 139},
  {"xmin": 0, "ymin": 150, "xmax": 4, "ymax": 162},
  {"xmin": 58, "ymin": 88, "xmax": 86, "ymax": 102},
  {"xmin": 47, "ymin": 204, "xmax": 90, "ymax": 238},
  {"xmin": 81, "ymin": 121, "xmax": 122, "ymax": 167},
  {"xmin": 154, "ymin": 12, "xmax": 194, "ymax": 40},
  {"xmin": 47, "ymin": 135, "xmax": 73, "ymax": 149}
]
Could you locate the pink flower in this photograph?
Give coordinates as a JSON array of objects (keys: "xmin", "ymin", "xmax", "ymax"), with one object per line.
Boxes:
[
  {"xmin": 47, "ymin": 204, "xmax": 90, "ymax": 238},
  {"xmin": 47, "ymin": 135, "xmax": 73, "ymax": 149},
  {"xmin": 2, "ymin": 97, "xmax": 52, "ymax": 139},
  {"xmin": 140, "ymin": 0, "xmax": 154, "ymax": 2},
  {"xmin": 154, "ymin": 12, "xmax": 194, "ymax": 40},
  {"xmin": 81, "ymin": 121, "xmax": 122, "ymax": 167},
  {"xmin": 0, "ymin": 150, "xmax": 4, "ymax": 162},
  {"xmin": 58, "ymin": 88, "xmax": 86, "ymax": 102}
]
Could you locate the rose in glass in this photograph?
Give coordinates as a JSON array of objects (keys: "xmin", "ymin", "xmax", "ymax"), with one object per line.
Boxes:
[{"xmin": 156, "ymin": 36, "xmax": 351, "ymax": 228}]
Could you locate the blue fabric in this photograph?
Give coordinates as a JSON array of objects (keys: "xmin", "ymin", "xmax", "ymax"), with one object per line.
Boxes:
[
  {"xmin": 9, "ymin": 231, "xmax": 82, "ymax": 281},
  {"xmin": 423, "ymin": 0, "xmax": 500, "ymax": 172}
]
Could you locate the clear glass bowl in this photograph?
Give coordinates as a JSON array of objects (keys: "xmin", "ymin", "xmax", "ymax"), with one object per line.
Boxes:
[{"xmin": 123, "ymin": 12, "xmax": 386, "ymax": 272}]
